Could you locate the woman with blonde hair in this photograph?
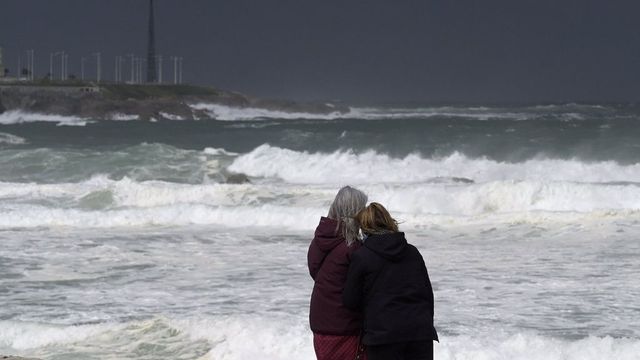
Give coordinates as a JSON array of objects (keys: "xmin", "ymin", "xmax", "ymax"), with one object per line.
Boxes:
[
  {"xmin": 308, "ymin": 186, "xmax": 368, "ymax": 360},
  {"xmin": 344, "ymin": 202, "xmax": 438, "ymax": 360}
]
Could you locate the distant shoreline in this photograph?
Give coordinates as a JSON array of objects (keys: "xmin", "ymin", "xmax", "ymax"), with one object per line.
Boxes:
[{"xmin": 0, "ymin": 82, "xmax": 347, "ymax": 121}]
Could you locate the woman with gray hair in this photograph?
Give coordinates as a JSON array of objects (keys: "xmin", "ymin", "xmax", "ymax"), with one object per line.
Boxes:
[{"xmin": 308, "ymin": 186, "xmax": 368, "ymax": 360}]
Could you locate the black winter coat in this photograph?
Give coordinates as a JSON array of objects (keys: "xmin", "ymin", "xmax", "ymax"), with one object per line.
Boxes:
[
  {"xmin": 343, "ymin": 232, "xmax": 438, "ymax": 345},
  {"xmin": 308, "ymin": 217, "xmax": 363, "ymax": 335}
]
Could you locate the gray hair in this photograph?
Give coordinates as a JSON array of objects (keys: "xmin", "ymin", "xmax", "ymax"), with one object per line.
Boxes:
[{"xmin": 328, "ymin": 186, "xmax": 368, "ymax": 246}]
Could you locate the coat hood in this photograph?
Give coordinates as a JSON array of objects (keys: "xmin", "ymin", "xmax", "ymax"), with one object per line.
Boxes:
[
  {"xmin": 364, "ymin": 232, "xmax": 408, "ymax": 262},
  {"xmin": 314, "ymin": 217, "xmax": 344, "ymax": 251}
]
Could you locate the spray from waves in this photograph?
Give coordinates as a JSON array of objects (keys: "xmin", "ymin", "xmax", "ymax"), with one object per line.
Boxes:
[
  {"xmin": 0, "ymin": 110, "xmax": 89, "ymax": 126},
  {"xmin": 1, "ymin": 317, "xmax": 639, "ymax": 360},
  {"xmin": 0, "ymin": 132, "xmax": 27, "ymax": 145},
  {"xmin": 228, "ymin": 144, "xmax": 640, "ymax": 184}
]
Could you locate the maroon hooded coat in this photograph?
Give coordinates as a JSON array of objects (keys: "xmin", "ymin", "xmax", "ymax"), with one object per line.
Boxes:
[{"xmin": 308, "ymin": 217, "xmax": 363, "ymax": 335}]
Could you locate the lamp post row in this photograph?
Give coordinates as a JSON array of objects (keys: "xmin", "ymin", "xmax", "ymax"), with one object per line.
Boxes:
[{"xmin": 18, "ymin": 51, "xmax": 182, "ymax": 84}]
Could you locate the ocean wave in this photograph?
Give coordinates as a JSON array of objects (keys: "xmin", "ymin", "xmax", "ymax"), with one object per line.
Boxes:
[
  {"xmin": 228, "ymin": 144, "xmax": 640, "ymax": 184},
  {"xmin": 0, "ymin": 144, "xmax": 233, "ymax": 184},
  {"xmin": 0, "ymin": 132, "xmax": 27, "ymax": 145},
  {"xmin": 108, "ymin": 113, "xmax": 140, "ymax": 121},
  {"xmin": 0, "ymin": 110, "xmax": 89, "ymax": 126},
  {"xmin": 0, "ymin": 103, "xmax": 620, "ymax": 124},
  {"xmin": 2, "ymin": 175, "xmax": 640, "ymax": 229},
  {"xmin": 189, "ymin": 103, "xmax": 345, "ymax": 121},
  {"xmin": 158, "ymin": 112, "xmax": 185, "ymax": 120},
  {"xmin": 1, "ymin": 318, "xmax": 638, "ymax": 360},
  {"xmin": 203, "ymin": 147, "xmax": 239, "ymax": 156},
  {"xmin": 347, "ymin": 107, "xmax": 537, "ymax": 121},
  {"xmin": 188, "ymin": 103, "xmax": 549, "ymax": 121}
]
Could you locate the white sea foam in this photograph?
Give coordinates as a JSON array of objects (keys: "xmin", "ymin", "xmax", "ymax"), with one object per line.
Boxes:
[
  {"xmin": 229, "ymin": 144, "xmax": 640, "ymax": 184},
  {"xmin": 0, "ymin": 110, "xmax": 89, "ymax": 126},
  {"xmin": 202, "ymin": 147, "xmax": 239, "ymax": 156},
  {"xmin": 0, "ymin": 132, "xmax": 27, "ymax": 145},
  {"xmin": 2, "ymin": 142, "xmax": 640, "ymax": 231},
  {"xmin": 159, "ymin": 112, "xmax": 185, "ymax": 120},
  {"xmin": 188, "ymin": 103, "xmax": 541, "ymax": 121},
  {"xmin": 347, "ymin": 107, "xmax": 535, "ymax": 121},
  {"xmin": 434, "ymin": 333, "xmax": 640, "ymax": 360},
  {"xmin": 0, "ymin": 321, "xmax": 126, "ymax": 350},
  {"xmin": 1, "ymin": 174, "xmax": 640, "ymax": 230},
  {"xmin": 108, "ymin": 113, "xmax": 140, "ymax": 121},
  {"xmin": 1, "ymin": 318, "xmax": 639, "ymax": 360},
  {"xmin": 190, "ymin": 103, "xmax": 344, "ymax": 121},
  {"xmin": 2, "ymin": 145, "xmax": 640, "ymax": 230}
]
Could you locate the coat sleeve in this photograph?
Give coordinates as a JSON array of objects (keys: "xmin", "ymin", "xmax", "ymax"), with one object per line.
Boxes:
[
  {"xmin": 307, "ymin": 238, "xmax": 325, "ymax": 280},
  {"xmin": 419, "ymin": 252, "xmax": 435, "ymax": 319},
  {"xmin": 343, "ymin": 251, "xmax": 365, "ymax": 310}
]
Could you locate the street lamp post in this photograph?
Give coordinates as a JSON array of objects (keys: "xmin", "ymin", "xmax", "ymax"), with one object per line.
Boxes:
[
  {"xmin": 127, "ymin": 54, "xmax": 135, "ymax": 83},
  {"xmin": 26, "ymin": 50, "xmax": 34, "ymax": 81},
  {"xmin": 157, "ymin": 55, "xmax": 163, "ymax": 84},
  {"xmin": 171, "ymin": 56, "xmax": 178, "ymax": 84},
  {"xmin": 93, "ymin": 52, "xmax": 101, "ymax": 83},
  {"xmin": 60, "ymin": 51, "xmax": 65, "ymax": 80}
]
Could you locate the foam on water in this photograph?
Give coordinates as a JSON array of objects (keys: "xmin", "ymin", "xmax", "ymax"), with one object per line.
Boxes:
[
  {"xmin": 1, "ymin": 318, "xmax": 639, "ymax": 360},
  {"xmin": 109, "ymin": 113, "xmax": 140, "ymax": 121},
  {"xmin": 189, "ymin": 103, "xmax": 345, "ymax": 121},
  {"xmin": 2, "ymin": 144, "xmax": 640, "ymax": 231},
  {"xmin": 203, "ymin": 147, "xmax": 239, "ymax": 156},
  {"xmin": 159, "ymin": 112, "xmax": 186, "ymax": 120},
  {"xmin": 0, "ymin": 110, "xmax": 89, "ymax": 126},
  {"xmin": 0, "ymin": 132, "xmax": 27, "ymax": 145},
  {"xmin": 187, "ymin": 103, "xmax": 608, "ymax": 121},
  {"xmin": 2, "ymin": 173, "xmax": 640, "ymax": 230}
]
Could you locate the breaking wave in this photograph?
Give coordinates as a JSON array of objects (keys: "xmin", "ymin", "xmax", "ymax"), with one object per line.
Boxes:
[
  {"xmin": 0, "ymin": 132, "xmax": 27, "ymax": 145},
  {"xmin": 0, "ymin": 110, "xmax": 89, "ymax": 126},
  {"xmin": 229, "ymin": 144, "xmax": 640, "ymax": 184},
  {"xmin": 189, "ymin": 103, "xmax": 345, "ymax": 121}
]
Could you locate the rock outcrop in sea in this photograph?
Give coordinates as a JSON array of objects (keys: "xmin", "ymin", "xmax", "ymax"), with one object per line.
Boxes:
[{"xmin": 0, "ymin": 82, "xmax": 347, "ymax": 121}]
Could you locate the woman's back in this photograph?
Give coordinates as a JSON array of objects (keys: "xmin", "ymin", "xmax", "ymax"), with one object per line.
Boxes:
[
  {"xmin": 343, "ymin": 231, "xmax": 437, "ymax": 344},
  {"xmin": 308, "ymin": 216, "xmax": 363, "ymax": 335}
]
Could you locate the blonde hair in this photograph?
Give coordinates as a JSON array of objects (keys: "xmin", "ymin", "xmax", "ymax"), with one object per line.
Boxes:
[
  {"xmin": 356, "ymin": 202, "xmax": 399, "ymax": 235},
  {"xmin": 328, "ymin": 186, "xmax": 368, "ymax": 246}
]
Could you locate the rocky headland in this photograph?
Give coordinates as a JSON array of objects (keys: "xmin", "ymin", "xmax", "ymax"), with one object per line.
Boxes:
[{"xmin": 0, "ymin": 82, "xmax": 347, "ymax": 121}]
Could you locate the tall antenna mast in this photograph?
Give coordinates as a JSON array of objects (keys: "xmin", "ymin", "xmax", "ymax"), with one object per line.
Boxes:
[{"xmin": 146, "ymin": 0, "xmax": 157, "ymax": 83}]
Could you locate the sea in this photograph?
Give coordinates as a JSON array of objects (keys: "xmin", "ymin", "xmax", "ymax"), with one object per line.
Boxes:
[{"xmin": 0, "ymin": 103, "xmax": 639, "ymax": 359}]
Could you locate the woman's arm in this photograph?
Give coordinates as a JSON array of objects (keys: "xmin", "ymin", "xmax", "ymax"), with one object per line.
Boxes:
[
  {"xmin": 307, "ymin": 239, "xmax": 326, "ymax": 280},
  {"xmin": 419, "ymin": 252, "xmax": 435, "ymax": 318},
  {"xmin": 343, "ymin": 252, "xmax": 365, "ymax": 310}
]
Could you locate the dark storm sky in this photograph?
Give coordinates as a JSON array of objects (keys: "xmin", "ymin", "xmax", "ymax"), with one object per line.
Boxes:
[{"xmin": 1, "ymin": 0, "xmax": 639, "ymax": 104}]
